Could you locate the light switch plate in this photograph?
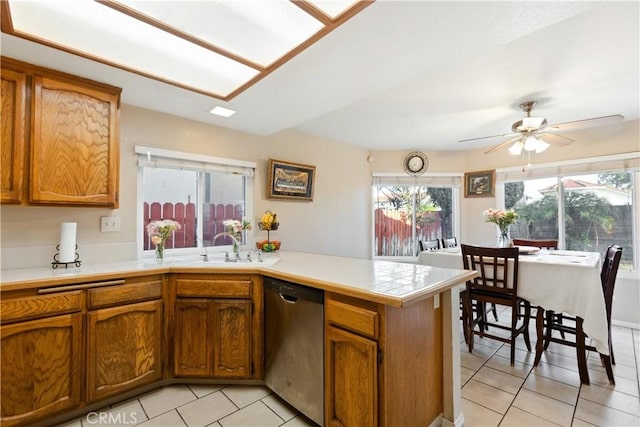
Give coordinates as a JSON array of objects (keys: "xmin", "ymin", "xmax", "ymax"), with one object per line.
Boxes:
[{"xmin": 100, "ymin": 216, "xmax": 121, "ymax": 232}]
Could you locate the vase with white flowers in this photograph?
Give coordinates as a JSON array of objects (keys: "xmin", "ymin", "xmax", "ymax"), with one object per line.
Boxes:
[
  {"xmin": 223, "ymin": 219, "xmax": 252, "ymax": 253},
  {"xmin": 147, "ymin": 219, "xmax": 181, "ymax": 261},
  {"xmin": 483, "ymin": 208, "xmax": 518, "ymax": 248}
]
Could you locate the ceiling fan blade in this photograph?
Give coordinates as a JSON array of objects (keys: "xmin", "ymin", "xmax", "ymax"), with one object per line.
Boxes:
[
  {"xmin": 484, "ymin": 136, "xmax": 522, "ymax": 154},
  {"xmin": 546, "ymin": 114, "xmax": 624, "ymax": 132},
  {"xmin": 537, "ymin": 132, "xmax": 574, "ymax": 146},
  {"xmin": 459, "ymin": 132, "xmax": 519, "ymax": 143}
]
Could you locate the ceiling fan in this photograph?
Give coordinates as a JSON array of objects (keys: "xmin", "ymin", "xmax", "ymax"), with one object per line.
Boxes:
[{"xmin": 459, "ymin": 101, "xmax": 624, "ymax": 155}]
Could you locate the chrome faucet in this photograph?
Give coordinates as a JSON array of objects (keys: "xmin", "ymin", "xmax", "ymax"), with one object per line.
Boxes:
[
  {"xmin": 199, "ymin": 238, "xmax": 209, "ymax": 262},
  {"xmin": 211, "ymin": 232, "xmax": 240, "ymax": 262}
]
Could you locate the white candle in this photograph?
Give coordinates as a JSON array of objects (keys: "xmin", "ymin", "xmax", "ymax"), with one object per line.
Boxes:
[{"xmin": 59, "ymin": 222, "xmax": 77, "ymax": 263}]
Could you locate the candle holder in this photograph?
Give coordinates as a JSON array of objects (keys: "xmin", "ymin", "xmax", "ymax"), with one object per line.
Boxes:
[{"xmin": 51, "ymin": 244, "xmax": 82, "ymax": 269}]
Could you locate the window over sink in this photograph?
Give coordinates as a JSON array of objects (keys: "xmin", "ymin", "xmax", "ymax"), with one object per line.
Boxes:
[{"xmin": 136, "ymin": 146, "xmax": 255, "ymax": 258}]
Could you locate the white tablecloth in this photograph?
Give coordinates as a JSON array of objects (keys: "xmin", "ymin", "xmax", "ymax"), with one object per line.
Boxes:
[{"xmin": 418, "ymin": 248, "xmax": 609, "ymax": 355}]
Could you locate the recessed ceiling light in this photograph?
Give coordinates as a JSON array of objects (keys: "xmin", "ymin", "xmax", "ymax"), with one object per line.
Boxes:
[{"xmin": 209, "ymin": 106, "xmax": 236, "ymax": 117}]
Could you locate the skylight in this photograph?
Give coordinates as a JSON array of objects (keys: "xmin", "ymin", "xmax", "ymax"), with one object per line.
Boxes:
[{"xmin": 2, "ymin": 0, "xmax": 371, "ymax": 100}]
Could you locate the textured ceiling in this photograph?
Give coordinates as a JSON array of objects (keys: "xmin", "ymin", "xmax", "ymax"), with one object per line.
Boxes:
[{"xmin": 2, "ymin": 1, "xmax": 638, "ymax": 152}]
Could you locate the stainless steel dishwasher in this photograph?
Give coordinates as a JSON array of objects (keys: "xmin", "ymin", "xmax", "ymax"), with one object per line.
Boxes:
[{"xmin": 264, "ymin": 277, "xmax": 324, "ymax": 426}]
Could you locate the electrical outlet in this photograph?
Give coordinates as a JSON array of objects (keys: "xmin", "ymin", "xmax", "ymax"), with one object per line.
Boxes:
[
  {"xmin": 434, "ymin": 293, "xmax": 440, "ymax": 309},
  {"xmin": 100, "ymin": 216, "xmax": 121, "ymax": 232}
]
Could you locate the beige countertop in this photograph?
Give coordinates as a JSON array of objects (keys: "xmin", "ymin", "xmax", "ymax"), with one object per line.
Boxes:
[{"xmin": 0, "ymin": 251, "xmax": 476, "ymax": 307}]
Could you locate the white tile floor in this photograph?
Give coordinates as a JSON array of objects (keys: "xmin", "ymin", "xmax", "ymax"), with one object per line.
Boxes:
[{"xmin": 57, "ymin": 313, "xmax": 639, "ymax": 427}]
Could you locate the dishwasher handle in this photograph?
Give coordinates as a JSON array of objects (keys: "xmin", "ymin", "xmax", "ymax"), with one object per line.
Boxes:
[
  {"xmin": 279, "ymin": 293, "xmax": 298, "ymax": 304},
  {"xmin": 264, "ymin": 277, "xmax": 324, "ymax": 304}
]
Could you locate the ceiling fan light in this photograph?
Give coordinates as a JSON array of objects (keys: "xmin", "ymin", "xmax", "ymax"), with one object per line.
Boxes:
[
  {"xmin": 523, "ymin": 135, "xmax": 539, "ymax": 151},
  {"xmin": 508, "ymin": 140, "xmax": 523, "ymax": 155},
  {"xmin": 519, "ymin": 116, "xmax": 545, "ymax": 131},
  {"xmin": 534, "ymin": 140, "xmax": 550, "ymax": 153}
]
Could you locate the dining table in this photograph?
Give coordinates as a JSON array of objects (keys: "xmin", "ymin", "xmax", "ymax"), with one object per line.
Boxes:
[{"xmin": 417, "ymin": 246, "xmax": 609, "ymax": 356}]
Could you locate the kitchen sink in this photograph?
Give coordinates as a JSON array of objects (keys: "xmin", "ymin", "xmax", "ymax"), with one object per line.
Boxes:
[{"xmin": 169, "ymin": 254, "xmax": 280, "ymax": 267}]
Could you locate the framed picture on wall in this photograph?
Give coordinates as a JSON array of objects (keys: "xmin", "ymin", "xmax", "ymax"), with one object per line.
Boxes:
[
  {"xmin": 267, "ymin": 159, "xmax": 316, "ymax": 201},
  {"xmin": 464, "ymin": 169, "xmax": 495, "ymax": 198}
]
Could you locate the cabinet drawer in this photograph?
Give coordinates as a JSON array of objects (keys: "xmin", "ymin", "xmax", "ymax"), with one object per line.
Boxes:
[
  {"xmin": 88, "ymin": 280, "xmax": 162, "ymax": 309},
  {"xmin": 1, "ymin": 291, "xmax": 82, "ymax": 324},
  {"xmin": 176, "ymin": 278, "xmax": 251, "ymax": 298},
  {"xmin": 326, "ymin": 298, "xmax": 379, "ymax": 339}
]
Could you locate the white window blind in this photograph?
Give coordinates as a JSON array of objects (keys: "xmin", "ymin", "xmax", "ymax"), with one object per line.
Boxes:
[
  {"xmin": 372, "ymin": 173, "xmax": 462, "ymax": 187},
  {"xmin": 135, "ymin": 145, "xmax": 255, "ymax": 176},
  {"xmin": 496, "ymin": 152, "xmax": 640, "ymax": 183}
]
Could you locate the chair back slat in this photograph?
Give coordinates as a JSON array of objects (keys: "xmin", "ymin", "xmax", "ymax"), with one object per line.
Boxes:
[
  {"xmin": 441, "ymin": 237, "xmax": 458, "ymax": 248},
  {"xmin": 419, "ymin": 239, "xmax": 441, "ymax": 251},
  {"xmin": 461, "ymin": 244, "xmax": 520, "ymax": 298}
]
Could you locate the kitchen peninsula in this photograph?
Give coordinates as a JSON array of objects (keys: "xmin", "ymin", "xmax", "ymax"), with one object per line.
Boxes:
[{"xmin": 0, "ymin": 251, "xmax": 476, "ymax": 427}]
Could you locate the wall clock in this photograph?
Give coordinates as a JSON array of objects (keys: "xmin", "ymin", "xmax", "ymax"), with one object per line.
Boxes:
[{"xmin": 403, "ymin": 151, "xmax": 429, "ymax": 176}]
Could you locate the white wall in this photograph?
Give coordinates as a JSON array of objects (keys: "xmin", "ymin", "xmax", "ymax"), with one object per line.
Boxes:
[{"xmin": 0, "ymin": 104, "xmax": 371, "ymax": 268}]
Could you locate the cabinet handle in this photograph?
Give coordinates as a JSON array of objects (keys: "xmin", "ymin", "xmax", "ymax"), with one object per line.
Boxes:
[{"xmin": 38, "ymin": 279, "xmax": 126, "ymax": 294}]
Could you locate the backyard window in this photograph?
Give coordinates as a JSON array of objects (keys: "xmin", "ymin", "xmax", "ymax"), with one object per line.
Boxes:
[
  {"xmin": 503, "ymin": 168, "xmax": 636, "ymax": 271},
  {"xmin": 136, "ymin": 146, "xmax": 254, "ymax": 257},
  {"xmin": 372, "ymin": 174, "xmax": 461, "ymax": 258}
]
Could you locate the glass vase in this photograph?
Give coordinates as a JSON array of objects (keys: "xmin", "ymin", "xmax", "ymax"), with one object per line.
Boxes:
[
  {"xmin": 155, "ymin": 242, "xmax": 164, "ymax": 262},
  {"xmin": 497, "ymin": 226, "xmax": 511, "ymax": 248}
]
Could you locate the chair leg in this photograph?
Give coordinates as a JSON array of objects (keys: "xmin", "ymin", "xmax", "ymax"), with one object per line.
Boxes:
[
  {"xmin": 522, "ymin": 302, "xmax": 531, "ymax": 352},
  {"xmin": 576, "ymin": 317, "xmax": 590, "ymax": 385},
  {"xmin": 509, "ymin": 305, "xmax": 517, "ymax": 365},
  {"xmin": 460, "ymin": 297, "xmax": 469, "ymax": 344},
  {"xmin": 600, "ymin": 354, "xmax": 616, "ymax": 385},
  {"xmin": 555, "ymin": 313, "xmax": 565, "ymax": 339},
  {"xmin": 543, "ymin": 310, "xmax": 554, "ymax": 350},
  {"xmin": 533, "ymin": 307, "xmax": 544, "ymax": 367},
  {"xmin": 463, "ymin": 293, "xmax": 474, "ymax": 353},
  {"xmin": 491, "ymin": 303, "xmax": 498, "ymax": 321},
  {"xmin": 609, "ymin": 332, "xmax": 616, "ymax": 366}
]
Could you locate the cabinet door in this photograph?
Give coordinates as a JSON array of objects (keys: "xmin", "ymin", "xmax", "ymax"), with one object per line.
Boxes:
[
  {"xmin": 1, "ymin": 68, "xmax": 27, "ymax": 204},
  {"xmin": 174, "ymin": 299, "xmax": 213, "ymax": 377},
  {"xmin": 326, "ymin": 325, "xmax": 378, "ymax": 427},
  {"xmin": 30, "ymin": 75, "xmax": 119, "ymax": 206},
  {"xmin": 87, "ymin": 300, "xmax": 163, "ymax": 401},
  {"xmin": 212, "ymin": 299, "xmax": 252, "ymax": 378},
  {"xmin": 1, "ymin": 313, "xmax": 82, "ymax": 427}
]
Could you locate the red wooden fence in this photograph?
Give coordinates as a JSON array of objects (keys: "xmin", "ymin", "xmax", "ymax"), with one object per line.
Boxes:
[
  {"xmin": 374, "ymin": 208, "xmax": 442, "ymax": 256},
  {"xmin": 143, "ymin": 202, "xmax": 244, "ymax": 250}
]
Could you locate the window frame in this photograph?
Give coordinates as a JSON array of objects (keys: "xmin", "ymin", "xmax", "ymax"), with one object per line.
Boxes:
[
  {"xmin": 135, "ymin": 146, "xmax": 255, "ymax": 259},
  {"xmin": 496, "ymin": 152, "xmax": 639, "ymax": 277},
  {"xmin": 371, "ymin": 173, "xmax": 462, "ymax": 261}
]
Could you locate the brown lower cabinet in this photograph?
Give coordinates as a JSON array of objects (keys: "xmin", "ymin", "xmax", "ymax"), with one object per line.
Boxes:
[
  {"xmin": 325, "ymin": 292, "xmax": 444, "ymax": 427},
  {"xmin": 1, "ymin": 271, "xmax": 445, "ymax": 427},
  {"xmin": 174, "ymin": 298, "xmax": 252, "ymax": 378},
  {"xmin": 0, "ymin": 313, "xmax": 83, "ymax": 427},
  {"xmin": 172, "ymin": 274, "xmax": 262, "ymax": 379},
  {"xmin": 0, "ymin": 275, "xmax": 165, "ymax": 426},
  {"xmin": 87, "ymin": 300, "xmax": 164, "ymax": 401},
  {"xmin": 325, "ymin": 325, "xmax": 378, "ymax": 427}
]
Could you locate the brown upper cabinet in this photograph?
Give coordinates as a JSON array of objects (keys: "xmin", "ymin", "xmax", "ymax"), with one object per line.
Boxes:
[
  {"xmin": 1, "ymin": 67, "xmax": 27, "ymax": 203},
  {"xmin": 1, "ymin": 57, "xmax": 121, "ymax": 207}
]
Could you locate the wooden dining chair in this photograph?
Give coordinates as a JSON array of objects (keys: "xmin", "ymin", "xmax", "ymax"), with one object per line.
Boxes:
[
  {"xmin": 419, "ymin": 239, "xmax": 441, "ymax": 251},
  {"xmin": 534, "ymin": 244, "xmax": 623, "ymax": 385},
  {"xmin": 460, "ymin": 244, "xmax": 531, "ymax": 365},
  {"xmin": 512, "ymin": 238, "xmax": 558, "ymax": 249},
  {"xmin": 441, "ymin": 237, "xmax": 458, "ymax": 248}
]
